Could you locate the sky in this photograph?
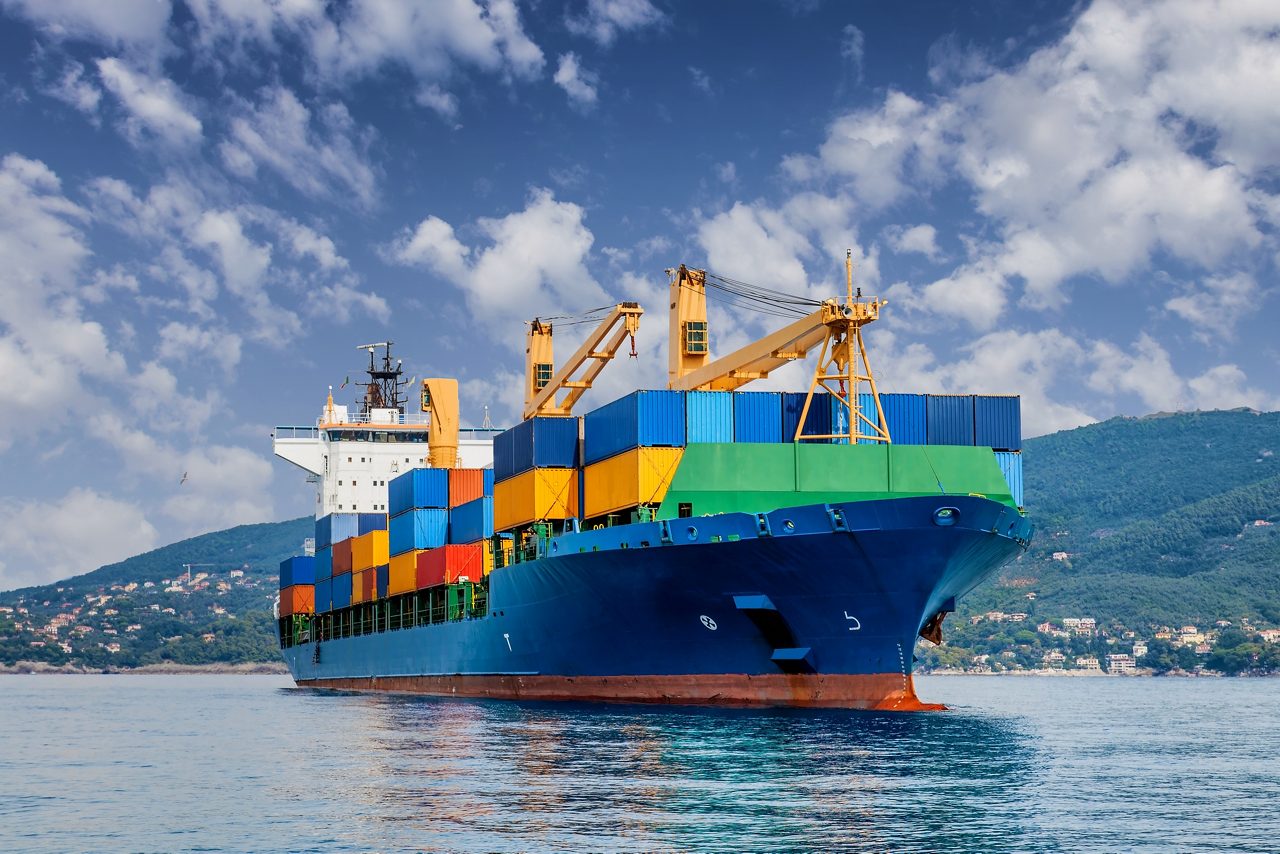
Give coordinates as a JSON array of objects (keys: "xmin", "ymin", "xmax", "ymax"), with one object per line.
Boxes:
[{"xmin": 0, "ymin": 0, "xmax": 1277, "ymax": 590}]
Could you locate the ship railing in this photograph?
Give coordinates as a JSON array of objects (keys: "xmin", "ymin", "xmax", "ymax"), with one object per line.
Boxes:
[{"xmin": 274, "ymin": 426, "xmax": 321, "ymax": 440}]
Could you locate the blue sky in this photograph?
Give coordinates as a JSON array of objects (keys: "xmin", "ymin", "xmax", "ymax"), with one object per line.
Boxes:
[{"xmin": 0, "ymin": 0, "xmax": 1276, "ymax": 589}]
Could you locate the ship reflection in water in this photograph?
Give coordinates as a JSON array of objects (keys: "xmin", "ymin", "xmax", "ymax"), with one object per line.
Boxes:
[{"xmin": 334, "ymin": 690, "xmax": 1035, "ymax": 852}]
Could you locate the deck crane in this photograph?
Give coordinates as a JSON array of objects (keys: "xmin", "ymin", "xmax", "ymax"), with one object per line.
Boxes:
[
  {"xmin": 420, "ymin": 378, "xmax": 459, "ymax": 468},
  {"xmin": 523, "ymin": 302, "xmax": 644, "ymax": 420},
  {"xmin": 667, "ymin": 251, "xmax": 891, "ymax": 444}
]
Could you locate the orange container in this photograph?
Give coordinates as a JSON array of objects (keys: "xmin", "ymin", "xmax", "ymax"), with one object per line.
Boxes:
[
  {"xmin": 332, "ymin": 538, "xmax": 354, "ymax": 575},
  {"xmin": 280, "ymin": 584, "xmax": 315, "ymax": 616},
  {"xmin": 351, "ymin": 568, "xmax": 369, "ymax": 604},
  {"xmin": 351, "ymin": 530, "xmax": 388, "ymax": 572},
  {"xmin": 416, "ymin": 544, "xmax": 483, "ymax": 588},
  {"xmin": 449, "ymin": 468, "xmax": 486, "ymax": 508},
  {"xmin": 388, "ymin": 550, "xmax": 418, "ymax": 595}
]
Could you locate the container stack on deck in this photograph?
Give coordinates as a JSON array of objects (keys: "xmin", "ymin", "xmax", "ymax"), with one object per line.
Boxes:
[{"xmin": 492, "ymin": 417, "xmax": 579, "ymax": 533}]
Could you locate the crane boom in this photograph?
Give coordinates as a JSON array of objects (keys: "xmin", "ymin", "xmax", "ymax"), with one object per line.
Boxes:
[
  {"xmin": 523, "ymin": 302, "xmax": 643, "ymax": 420},
  {"xmin": 667, "ymin": 305, "xmax": 833, "ymax": 392}
]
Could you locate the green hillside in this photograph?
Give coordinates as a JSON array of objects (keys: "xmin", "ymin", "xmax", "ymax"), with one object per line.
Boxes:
[
  {"xmin": 0, "ymin": 518, "xmax": 311, "ymax": 669},
  {"xmin": 3, "ymin": 410, "xmax": 1278, "ymax": 672}
]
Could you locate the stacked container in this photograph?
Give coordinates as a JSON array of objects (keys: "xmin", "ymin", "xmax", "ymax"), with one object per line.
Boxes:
[
  {"xmin": 685, "ymin": 391, "xmax": 733, "ymax": 443},
  {"xmin": 582, "ymin": 390, "xmax": 687, "ymax": 521},
  {"xmin": 732, "ymin": 391, "xmax": 783, "ymax": 443},
  {"xmin": 417, "ymin": 544, "xmax": 484, "ymax": 587},
  {"xmin": 493, "ymin": 417, "xmax": 580, "ymax": 532},
  {"xmin": 278, "ymin": 556, "xmax": 316, "ymax": 618},
  {"xmin": 782, "ymin": 392, "xmax": 833, "ymax": 442}
]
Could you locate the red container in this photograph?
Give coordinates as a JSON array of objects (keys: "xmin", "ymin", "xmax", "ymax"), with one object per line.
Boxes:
[
  {"xmin": 279, "ymin": 584, "xmax": 315, "ymax": 616},
  {"xmin": 448, "ymin": 468, "xmax": 485, "ymax": 508},
  {"xmin": 362, "ymin": 568, "xmax": 376, "ymax": 602},
  {"xmin": 416, "ymin": 544, "xmax": 483, "ymax": 589},
  {"xmin": 332, "ymin": 538, "xmax": 354, "ymax": 575}
]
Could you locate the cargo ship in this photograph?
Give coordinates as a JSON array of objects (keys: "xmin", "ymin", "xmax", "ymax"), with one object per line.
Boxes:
[{"xmin": 273, "ymin": 259, "xmax": 1031, "ymax": 709}]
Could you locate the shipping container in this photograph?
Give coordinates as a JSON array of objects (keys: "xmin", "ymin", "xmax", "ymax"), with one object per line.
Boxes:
[
  {"xmin": 375, "ymin": 564, "xmax": 389, "ymax": 600},
  {"xmin": 279, "ymin": 584, "xmax": 315, "ymax": 617},
  {"xmin": 315, "ymin": 545, "xmax": 332, "ymax": 579},
  {"xmin": 357, "ymin": 512, "xmax": 387, "ymax": 535},
  {"xmin": 331, "ymin": 571, "xmax": 352, "ymax": 610},
  {"xmin": 926, "ymin": 394, "xmax": 975, "ymax": 446},
  {"xmin": 388, "ymin": 468, "xmax": 449, "ymax": 516},
  {"xmin": 493, "ymin": 467, "xmax": 578, "ymax": 531},
  {"xmin": 389, "ymin": 508, "xmax": 449, "ymax": 555},
  {"xmin": 351, "ymin": 568, "xmax": 369, "ymax": 605},
  {"xmin": 450, "ymin": 495, "xmax": 494, "ymax": 544},
  {"xmin": 315, "ymin": 513, "xmax": 359, "ymax": 549},
  {"xmin": 363, "ymin": 567, "xmax": 376, "ymax": 602},
  {"xmin": 583, "ymin": 447, "xmax": 685, "ymax": 519},
  {"xmin": 495, "ymin": 416, "xmax": 580, "ymax": 481},
  {"xmin": 975, "ymin": 395, "xmax": 1022, "ymax": 451},
  {"xmin": 278, "ymin": 555, "xmax": 315, "ymax": 589},
  {"xmin": 483, "ymin": 468, "xmax": 495, "ymax": 496},
  {"xmin": 877, "ymin": 393, "xmax": 927, "ymax": 445},
  {"xmin": 448, "ymin": 468, "xmax": 486, "ymax": 507},
  {"xmin": 417, "ymin": 544, "xmax": 484, "ymax": 588},
  {"xmin": 732, "ymin": 391, "xmax": 783, "ymax": 443},
  {"xmin": 783, "ymin": 392, "xmax": 833, "ymax": 442},
  {"xmin": 583, "ymin": 390, "xmax": 686, "ymax": 466},
  {"xmin": 314, "ymin": 577, "xmax": 332, "ymax": 614},
  {"xmin": 388, "ymin": 551, "xmax": 417, "ymax": 595},
  {"xmin": 332, "ymin": 538, "xmax": 354, "ymax": 576},
  {"xmin": 350, "ymin": 529, "xmax": 389, "ymax": 572},
  {"xmin": 685, "ymin": 391, "xmax": 733, "ymax": 443},
  {"xmin": 995, "ymin": 451, "xmax": 1024, "ymax": 507},
  {"xmin": 829, "ymin": 392, "xmax": 886, "ymax": 444}
]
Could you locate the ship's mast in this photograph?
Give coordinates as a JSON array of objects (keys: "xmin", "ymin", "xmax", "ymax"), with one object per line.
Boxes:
[{"xmin": 355, "ymin": 342, "xmax": 408, "ymax": 415}]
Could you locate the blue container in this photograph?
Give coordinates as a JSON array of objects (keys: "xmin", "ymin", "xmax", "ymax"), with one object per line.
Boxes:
[
  {"xmin": 389, "ymin": 508, "xmax": 449, "ymax": 555},
  {"xmin": 388, "ymin": 468, "xmax": 449, "ymax": 516},
  {"xmin": 733, "ymin": 392, "xmax": 782, "ymax": 443},
  {"xmin": 315, "ymin": 546, "xmax": 332, "ymax": 579},
  {"xmin": 926, "ymin": 395, "xmax": 975, "ymax": 445},
  {"xmin": 876, "ymin": 393, "xmax": 927, "ymax": 444},
  {"xmin": 375, "ymin": 565, "xmax": 389, "ymax": 600},
  {"xmin": 357, "ymin": 512, "xmax": 387, "ymax": 535},
  {"xmin": 483, "ymin": 468, "xmax": 495, "ymax": 496},
  {"xmin": 995, "ymin": 451, "xmax": 1024, "ymax": 506},
  {"xmin": 975, "ymin": 395, "xmax": 1022, "ymax": 451},
  {"xmin": 495, "ymin": 417, "xmax": 580, "ymax": 481},
  {"xmin": 314, "ymin": 577, "xmax": 332, "ymax": 614},
  {"xmin": 584, "ymin": 390, "xmax": 686, "ymax": 465},
  {"xmin": 331, "ymin": 572, "xmax": 352, "ymax": 610},
  {"xmin": 783, "ymin": 392, "xmax": 833, "ymax": 442},
  {"xmin": 315, "ymin": 513, "xmax": 359, "ymax": 549},
  {"xmin": 686, "ymin": 391, "xmax": 733, "ymax": 443},
  {"xmin": 450, "ymin": 496, "xmax": 494, "ymax": 544},
  {"xmin": 278, "ymin": 555, "xmax": 315, "ymax": 589}
]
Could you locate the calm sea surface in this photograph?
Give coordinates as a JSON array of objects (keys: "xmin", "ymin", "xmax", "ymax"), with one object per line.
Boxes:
[{"xmin": 1, "ymin": 674, "xmax": 1277, "ymax": 852}]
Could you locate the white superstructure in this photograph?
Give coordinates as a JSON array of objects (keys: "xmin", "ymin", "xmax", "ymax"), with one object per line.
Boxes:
[
  {"xmin": 274, "ymin": 407, "xmax": 497, "ymax": 517},
  {"xmin": 272, "ymin": 343, "xmax": 498, "ymax": 518}
]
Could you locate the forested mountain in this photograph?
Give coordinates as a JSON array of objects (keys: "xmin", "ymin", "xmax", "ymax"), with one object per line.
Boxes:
[{"xmin": 3, "ymin": 410, "xmax": 1277, "ymax": 671}]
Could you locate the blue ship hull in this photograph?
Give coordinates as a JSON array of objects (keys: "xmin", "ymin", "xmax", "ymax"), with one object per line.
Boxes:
[{"xmin": 284, "ymin": 495, "xmax": 1031, "ymax": 708}]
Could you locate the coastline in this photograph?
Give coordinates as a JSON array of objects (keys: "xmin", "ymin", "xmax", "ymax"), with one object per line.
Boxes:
[{"xmin": 0, "ymin": 661, "xmax": 289, "ymax": 675}]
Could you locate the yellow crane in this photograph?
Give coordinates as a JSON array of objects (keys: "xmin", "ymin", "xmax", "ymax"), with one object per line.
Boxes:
[
  {"xmin": 523, "ymin": 302, "xmax": 644, "ymax": 420},
  {"xmin": 420, "ymin": 378, "xmax": 459, "ymax": 468},
  {"xmin": 666, "ymin": 252, "xmax": 890, "ymax": 444}
]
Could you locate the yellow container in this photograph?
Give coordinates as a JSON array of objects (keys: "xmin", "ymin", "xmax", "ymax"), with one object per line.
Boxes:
[
  {"xmin": 494, "ymin": 467, "xmax": 578, "ymax": 531},
  {"xmin": 351, "ymin": 530, "xmax": 389, "ymax": 572},
  {"xmin": 583, "ymin": 447, "xmax": 684, "ymax": 518},
  {"xmin": 388, "ymin": 550, "xmax": 417, "ymax": 595},
  {"xmin": 351, "ymin": 568, "xmax": 369, "ymax": 605}
]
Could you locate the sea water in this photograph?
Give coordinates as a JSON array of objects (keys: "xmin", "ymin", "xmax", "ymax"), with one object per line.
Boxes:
[{"xmin": 1, "ymin": 674, "xmax": 1277, "ymax": 852}]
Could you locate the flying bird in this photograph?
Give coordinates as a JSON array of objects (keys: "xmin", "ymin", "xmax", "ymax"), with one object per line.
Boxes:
[{"xmin": 180, "ymin": 472, "xmax": 188, "ymax": 485}]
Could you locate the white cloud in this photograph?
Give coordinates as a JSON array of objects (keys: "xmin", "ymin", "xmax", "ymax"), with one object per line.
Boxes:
[
  {"xmin": 156, "ymin": 321, "xmax": 243, "ymax": 373},
  {"xmin": 689, "ymin": 66, "xmax": 712, "ymax": 95},
  {"xmin": 219, "ymin": 85, "xmax": 379, "ymax": 210},
  {"xmin": 96, "ymin": 58, "xmax": 202, "ymax": 147},
  {"xmin": 39, "ymin": 59, "xmax": 102, "ymax": 117},
  {"xmin": 389, "ymin": 187, "xmax": 609, "ymax": 336},
  {"xmin": 416, "ymin": 84, "xmax": 460, "ymax": 123},
  {"xmin": 566, "ymin": 0, "xmax": 665, "ymax": 47},
  {"xmin": 841, "ymin": 24, "xmax": 865, "ymax": 83},
  {"xmin": 1164, "ymin": 272, "xmax": 1258, "ymax": 343},
  {"xmin": 554, "ymin": 52, "xmax": 599, "ymax": 109},
  {"xmin": 0, "ymin": 488, "xmax": 159, "ymax": 590},
  {"xmin": 785, "ymin": 0, "xmax": 1278, "ymax": 326},
  {"xmin": 0, "ymin": 0, "xmax": 173, "ymax": 53},
  {"xmin": 884, "ymin": 223, "xmax": 941, "ymax": 261},
  {"xmin": 714, "ymin": 161, "xmax": 736, "ymax": 184}
]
